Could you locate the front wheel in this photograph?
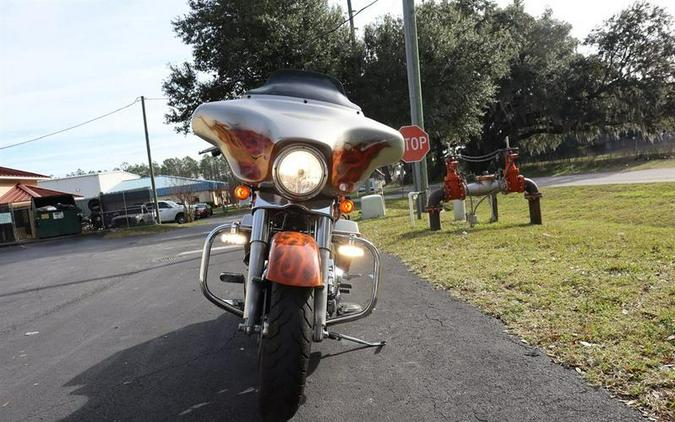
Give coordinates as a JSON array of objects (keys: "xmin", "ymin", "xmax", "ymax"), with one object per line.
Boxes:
[
  {"xmin": 258, "ymin": 283, "xmax": 313, "ymax": 422},
  {"xmin": 175, "ymin": 213, "xmax": 186, "ymax": 224}
]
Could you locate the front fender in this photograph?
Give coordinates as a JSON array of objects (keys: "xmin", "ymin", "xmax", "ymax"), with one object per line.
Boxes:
[{"xmin": 266, "ymin": 232, "xmax": 323, "ymax": 288}]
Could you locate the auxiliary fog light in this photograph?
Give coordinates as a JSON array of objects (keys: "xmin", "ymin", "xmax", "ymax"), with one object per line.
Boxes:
[
  {"xmin": 221, "ymin": 224, "xmax": 247, "ymax": 245},
  {"xmin": 337, "ymin": 235, "xmax": 364, "ymax": 258}
]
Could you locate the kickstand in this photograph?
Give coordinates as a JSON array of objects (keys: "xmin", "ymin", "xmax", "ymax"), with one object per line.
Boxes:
[{"xmin": 325, "ymin": 331, "xmax": 386, "ymax": 347}]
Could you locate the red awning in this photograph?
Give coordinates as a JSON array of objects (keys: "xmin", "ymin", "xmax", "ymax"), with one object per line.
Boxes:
[
  {"xmin": 0, "ymin": 166, "xmax": 49, "ymax": 179},
  {"xmin": 0, "ymin": 184, "xmax": 82, "ymax": 204}
]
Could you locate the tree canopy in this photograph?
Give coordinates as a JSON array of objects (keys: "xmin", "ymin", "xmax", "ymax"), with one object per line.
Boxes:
[
  {"xmin": 163, "ymin": 0, "xmax": 355, "ymax": 133},
  {"xmin": 582, "ymin": 1, "xmax": 674, "ymax": 137},
  {"xmin": 353, "ymin": 1, "xmax": 517, "ymax": 174},
  {"xmin": 117, "ymin": 154, "xmax": 233, "ymax": 184},
  {"xmin": 464, "ymin": 1, "xmax": 674, "ymax": 158},
  {"xmin": 163, "ymin": 0, "xmax": 674, "ymax": 178}
]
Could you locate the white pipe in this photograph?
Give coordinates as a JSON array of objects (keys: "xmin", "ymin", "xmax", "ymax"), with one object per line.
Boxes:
[
  {"xmin": 453, "ymin": 200, "xmax": 465, "ymax": 221},
  {"xmin": 408, "ymin": 191, "xmax": 420, "ymax": 227},
  {"xmin": 465, "ymin": 179, "xmax": 505, "ymax": 197}
]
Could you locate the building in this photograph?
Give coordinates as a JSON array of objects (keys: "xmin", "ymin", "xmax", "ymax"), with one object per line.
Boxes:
[
  {"xmin": 0, "ymin": 168, "xmax": 83, "ymax": 243},
  {"xmin": 108, "ymin": 175, "xmax": 229, "ymax": 205},
  {"xmin": 0, "ymin": 166, "xmax": 49, "ymax": 197},
  {"xmin": 38, "ymin": 171, "xmax": 140, "ymax": 199}
]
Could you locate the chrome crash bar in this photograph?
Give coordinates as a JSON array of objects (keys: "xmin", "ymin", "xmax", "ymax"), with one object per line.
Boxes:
[
  {"xmin": 199, "ymin": 223, "xmax": 382, "ymax": 327},
  {"xmin": 326, "ymin": 234, "xmax": 381, "ymax": 326},
  {"xmin": 198, "ymin": 223, "xmax": 244, "ymax": 317}
]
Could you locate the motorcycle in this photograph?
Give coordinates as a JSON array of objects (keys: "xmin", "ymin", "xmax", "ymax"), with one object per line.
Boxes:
[
  {"xmin": 191, "ymin": 70, "xmax": 403, "ymax": 421},
  {"xmin": 82, "ymin": 198, "xmax": 104, "ymax": 231}
]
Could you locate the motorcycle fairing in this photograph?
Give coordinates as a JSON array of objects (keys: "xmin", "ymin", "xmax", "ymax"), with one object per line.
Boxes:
[
  {"xmin": 266, "ymin": 231, "xmax": 323, "ymax": 288},
  {"xmin": 331, "ymin": 140, "xmax": 390, "ymax": 192},
  {"xmin": 192, "ymin": 120, "xmax": 275, "ymax": 182},
  {"xmin": 191, "ymin": 74, "xmax": 404, "ymax": 194}
]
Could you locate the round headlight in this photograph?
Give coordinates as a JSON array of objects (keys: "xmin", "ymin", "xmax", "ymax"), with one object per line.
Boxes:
[{"xmin": 273, "ymin": 146, "xmax": 327, "ymax": 200}]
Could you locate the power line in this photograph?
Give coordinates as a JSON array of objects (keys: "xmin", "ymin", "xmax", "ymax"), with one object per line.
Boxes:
[
  {"xmin": 0, "ymin": 98, "xmax": 141, "ymax": 151},
  {"xmin": 307, "ymin": 0, "xmax": 379, "ymax": 45},
  {"xmin": 350, "ymin": 0, "xmax": 379, "ymax": 21}
]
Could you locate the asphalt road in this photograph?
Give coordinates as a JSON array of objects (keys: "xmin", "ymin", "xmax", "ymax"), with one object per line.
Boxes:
[
  {"xmin": 533, "ymin": 168, "xmax": 675, "ymax": 187},
  {"xmin": 0, "ymin": 218, "xmax": 644, "ymax": 421}
]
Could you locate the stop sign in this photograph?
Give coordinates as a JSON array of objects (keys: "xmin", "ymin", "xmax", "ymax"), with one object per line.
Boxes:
[{"xmin": 399, "ymin": 125, "xmax": 430, "ymax": 163}]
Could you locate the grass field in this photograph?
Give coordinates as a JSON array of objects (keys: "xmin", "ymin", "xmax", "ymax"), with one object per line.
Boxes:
[{"xmin": 358, "ymin": 183, "xmax": 675, "ymax": 420}]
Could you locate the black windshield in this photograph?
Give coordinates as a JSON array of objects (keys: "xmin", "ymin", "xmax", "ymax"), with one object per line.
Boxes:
[{"xmin": 246, "ymin": 70, "xmax": 359, "ymax": 110}]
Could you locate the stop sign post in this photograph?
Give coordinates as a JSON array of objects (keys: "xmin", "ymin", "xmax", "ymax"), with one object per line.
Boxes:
[
  {"xmin": 400, "ymin": 125, "xmax": 430, "ymax": 220},
  {"xmin": 402, "ymin": 0, "xmax": 429, "ymax": 222},
  {"xmin": 400, "ymin": 125, "xmax": 430, "ymax": 163}
]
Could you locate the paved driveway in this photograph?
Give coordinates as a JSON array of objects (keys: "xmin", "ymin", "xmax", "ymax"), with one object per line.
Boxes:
[
  {"xmin": 533, "ymin": 168, "xmax": 675, "ymax": 187},
  {"xmin": 0, "ymin": 220, "xmax": 644, "ymax": 421}
]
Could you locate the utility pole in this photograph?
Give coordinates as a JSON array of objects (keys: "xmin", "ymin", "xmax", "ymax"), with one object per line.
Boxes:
[
  {"xmin": 140, "ymin": 95, "xmax": 161, "ymax": 224},
  {"xmin": 402, "ymin": 0, "xmax": 429, "ymax": 218},
  {"xmin": 347, "ymin": 1, "xmax": 370, "ymax": 192},
  {"xmin": 347, "ymin": 0, "xmax": 356, "ymax": 45}
]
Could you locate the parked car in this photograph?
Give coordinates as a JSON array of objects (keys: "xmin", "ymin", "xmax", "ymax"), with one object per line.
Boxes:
[
  {"xmin": 145, "ymin": 200, "xmax": 188, "ymax": 224},
  {"xmin": 193, "ymin": 203, "xmax": 213, "ymax": 219},
  {"xmin": 110, "ymin": 205, "xmax": 154, "ymax": 228}
]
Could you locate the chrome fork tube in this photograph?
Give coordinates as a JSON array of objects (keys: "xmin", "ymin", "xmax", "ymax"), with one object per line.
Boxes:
[
  {"xmin": 314, "ymin": 216, "xmax": 333, "ymax": 341},
  {"xmin": 242, "ymin": 208, "xmax": 268, "ymax": 333}
]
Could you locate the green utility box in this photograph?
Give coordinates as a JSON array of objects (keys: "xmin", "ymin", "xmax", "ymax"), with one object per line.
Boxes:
[{"xmin": 35, "ymin": 207, "xmax": 81, "ymax": 239}]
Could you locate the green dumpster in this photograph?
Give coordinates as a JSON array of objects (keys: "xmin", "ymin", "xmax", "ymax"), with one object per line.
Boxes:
[{"xmin": 35, "ymin": 207, "xmax": 81, "ymax": 238}]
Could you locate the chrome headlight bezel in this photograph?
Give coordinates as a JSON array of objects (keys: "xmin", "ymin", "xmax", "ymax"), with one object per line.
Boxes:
[{"xmin": 272, "ymin": 145, "xmax": 328, "ymax": 200}]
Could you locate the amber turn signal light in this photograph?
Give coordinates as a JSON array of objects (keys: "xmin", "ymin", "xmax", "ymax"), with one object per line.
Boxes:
[
  {"xmin": 339, "ymin": 198, "xmax": 355, "ymax": 214},
  {"xmin": 234, "ymin": 185, "xmax": 252, "ymax": 200}
]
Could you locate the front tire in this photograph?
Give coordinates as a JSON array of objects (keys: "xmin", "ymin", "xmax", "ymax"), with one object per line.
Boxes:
[
  {"xmin": 258, "ymin": 283, "xmax": 313, "ymax": 422},
  {"xmin": 175, "ymin": 213, "xmax": 186, "ymax": 224}
]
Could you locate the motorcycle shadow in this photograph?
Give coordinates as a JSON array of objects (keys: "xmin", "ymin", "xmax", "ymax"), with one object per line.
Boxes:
[{"xmin": 59, "ymin": 314, "xmax": 264, "ymax": 422}]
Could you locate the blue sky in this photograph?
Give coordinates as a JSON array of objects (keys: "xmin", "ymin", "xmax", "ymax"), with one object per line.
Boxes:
[
  {"xmin": 0, "ymin": 0, "xmax": 203, "ymax": 177},
  {"xmin": 1, "ymin": 0, "xmax": 672, "ymax": 177}
]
